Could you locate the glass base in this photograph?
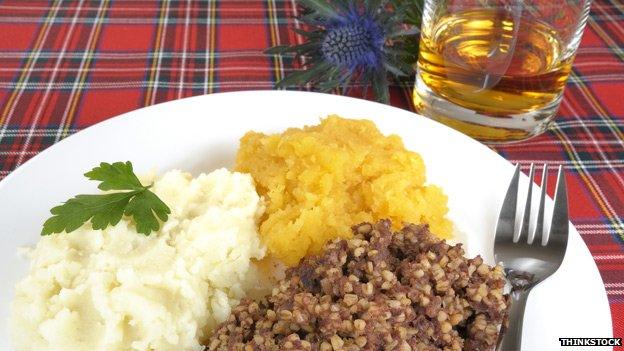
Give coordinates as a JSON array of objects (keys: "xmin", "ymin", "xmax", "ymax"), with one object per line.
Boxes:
[{"xmin": 413, "ymin": 75, "xmax": 562, "ymax": 144}]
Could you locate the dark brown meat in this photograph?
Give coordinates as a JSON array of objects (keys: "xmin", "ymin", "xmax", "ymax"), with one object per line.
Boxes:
[{"xmin": 207, "ymin": 221, "xmax": 510, "ymax": 351}]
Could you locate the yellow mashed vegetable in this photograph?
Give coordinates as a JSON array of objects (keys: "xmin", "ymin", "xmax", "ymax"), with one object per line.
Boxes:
[{"xmin": 235, "ymin": 116, "xmax": 452, "ymax": 266}]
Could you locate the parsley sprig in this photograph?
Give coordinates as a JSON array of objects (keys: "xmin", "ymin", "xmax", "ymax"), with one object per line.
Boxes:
[{"xmin": 42, "ymin": 161, "xmax": 171, "ymax": 236}]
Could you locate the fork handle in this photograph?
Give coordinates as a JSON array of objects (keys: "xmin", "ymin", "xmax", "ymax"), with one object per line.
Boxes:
[{"xmin": 497, "ymin": 289, "xmax": 530, "ymax": 351}]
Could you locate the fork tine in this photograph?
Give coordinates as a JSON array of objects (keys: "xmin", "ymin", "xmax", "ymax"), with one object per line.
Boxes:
[
  {"xmin": 532, "ymin": 164, "xmax": 548, "ymax": 245},
  {"xmin": 547, "ymin": 165, "xmax": 569, "ymax": 247},
  {"xmin": 495, "ymin": 164, "xmax": 520, "ymax": 245},
  {"xmin": 519, "ymin": 163, "xmax": 535, "ymax": 244}
]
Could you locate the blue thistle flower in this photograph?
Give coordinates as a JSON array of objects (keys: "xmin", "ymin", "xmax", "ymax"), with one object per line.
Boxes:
[
  {"xmin": 321, "ymin": 10, "xmax": 384, "ymax": 69},
  {"xmin": 266, "ymin": 0, "xmax": 421, "ymax": 103}
]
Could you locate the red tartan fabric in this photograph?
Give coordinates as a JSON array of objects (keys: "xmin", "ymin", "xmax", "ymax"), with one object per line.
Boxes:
[{"xmin": 0, "ymin": 0, "xmax": 622, "ymax": 344}]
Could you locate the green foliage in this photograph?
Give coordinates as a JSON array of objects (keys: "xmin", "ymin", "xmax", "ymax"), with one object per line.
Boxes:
[
  {"xmin": 42, "ymin": 162, "xmax": 170, "ymax": 236},
  {"xmin": 265, "ymin": 0, "xmax": 424, "ymax": 103}
]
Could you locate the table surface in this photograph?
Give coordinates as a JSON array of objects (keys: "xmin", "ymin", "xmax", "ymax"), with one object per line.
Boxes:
[{"xmin": 0, "ymin": 0, "xmax": 622, "ymax": 342}]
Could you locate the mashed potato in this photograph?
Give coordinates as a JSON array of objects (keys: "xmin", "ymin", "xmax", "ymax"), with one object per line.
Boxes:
[
  {"xmin": 10, "ymin": 169, "xmax": 268, "ymax": 351},
  {"xmin": 236, "ymin": 116, "xmax": 452, "ymax": 266}
]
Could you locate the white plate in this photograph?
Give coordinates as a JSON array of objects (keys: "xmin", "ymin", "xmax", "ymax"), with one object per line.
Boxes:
[{"xmin": 0, "ymin": 91, "xmax": 612, "ymax": 350}]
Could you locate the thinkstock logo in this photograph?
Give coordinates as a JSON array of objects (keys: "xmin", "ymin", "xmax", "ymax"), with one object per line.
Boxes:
[{"xmin": 559, "ymin": 337, "xmax": 622, "ymax": 347}]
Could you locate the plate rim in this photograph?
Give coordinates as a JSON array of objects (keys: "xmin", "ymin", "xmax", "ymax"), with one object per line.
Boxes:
[{"xmin": 0, "ymin": 90, "xmax": 504, "ymax": 188}]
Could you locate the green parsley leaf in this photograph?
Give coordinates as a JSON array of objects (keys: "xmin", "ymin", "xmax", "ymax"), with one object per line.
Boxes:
[
  {"xmin": 41, "ymin": 162, "xmax": 171, "ymax": 236},
  {"xmin": 125, "ymin": 190, "xmax": 170, "ymax": 235},
  {"xmin": 85, "ymin": 161, "xmax": 144, "ymax": 191}
]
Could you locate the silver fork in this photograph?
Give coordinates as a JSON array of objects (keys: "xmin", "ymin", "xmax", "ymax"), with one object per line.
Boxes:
[{"xmin": 494, "ymin": 163, "xmax": 569, "ymax": 351}]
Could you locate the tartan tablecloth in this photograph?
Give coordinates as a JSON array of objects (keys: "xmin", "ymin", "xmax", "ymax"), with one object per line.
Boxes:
[{"xmin": 0, "ymin": 0, "xmax": 622, "ymax": 343}]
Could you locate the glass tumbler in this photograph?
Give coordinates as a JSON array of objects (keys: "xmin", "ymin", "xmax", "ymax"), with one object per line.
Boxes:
[{"xmin": 413, "ymin": 0, "xmax": 591, "ymax": 143}]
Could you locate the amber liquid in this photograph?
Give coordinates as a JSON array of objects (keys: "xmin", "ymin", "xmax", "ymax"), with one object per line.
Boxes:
[{"xmin": 415, "ymin": 9, "xmax": 574, "ymax": 140}]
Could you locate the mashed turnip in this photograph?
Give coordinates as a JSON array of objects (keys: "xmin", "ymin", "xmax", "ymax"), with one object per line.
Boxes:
[
  {"xmin": 235, "ymin": 116, "xmax": 452, "ymax": 266},
  {"xmin": 10, "ymin": 169, "xmax": 268, "ymax": 351}
]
